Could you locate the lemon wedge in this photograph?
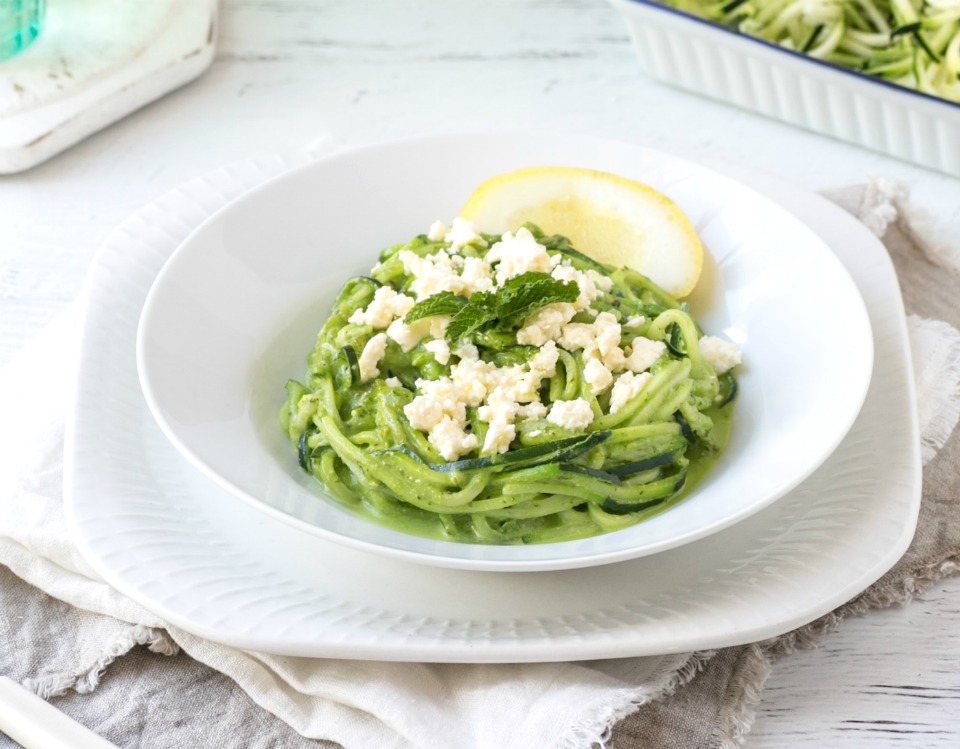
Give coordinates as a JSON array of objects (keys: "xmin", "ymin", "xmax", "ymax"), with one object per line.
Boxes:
[{"xmin": 460, "ymin": 166, "xmax": 703, "ymax": 298}]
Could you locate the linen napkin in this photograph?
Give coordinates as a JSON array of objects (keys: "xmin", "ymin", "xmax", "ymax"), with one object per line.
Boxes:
[{"xmin": 1, "ymin": 173, "xmax": 958, "ymax": 749}]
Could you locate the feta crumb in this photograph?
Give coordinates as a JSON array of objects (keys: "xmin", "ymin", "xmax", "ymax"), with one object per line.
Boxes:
[
  {"xmin": 529, "ymin": 339, "xmax": 560, "ymax": 376},
  {"xmin": 624, "ymin": 337, "xmax": 666, "ymax": 374},
  {"xmin": 403, "ymin": 378, "xmax": 467, "ymax": 431},
  {"xmin": 386, "ymin": 314, "xmax": 451, "ymax": 352},
  {"xmin": 609, "ymin": 371, "xmax": 653, "ymax": 414},
  {"xmin": 516, "ymin": 402, "xmax": 548, "ymax": 420},
  {"xmin": 454, "ymin": 342, "xmax": 480, "ymax": 361},
  {"xmin": 451, "ymin": 355, "xmax": 499, "ymax": 406},
  {"xmin": 358, "ymin": 333, "xmax": 388, "ymax": 383},
  {"xmin": 516, "ymin": 302, "xmax": 577, "ymax": 346},
  {"xmin": 477, "ymin": 387, "xmax": 521, "ymax": 455},
  {"xmin": 427, "ymin": 221, "xmax": 447, "ymax": 242},
  {"xmin": 583, "ymin": 357, "xmax": 614, "ymax": 394},
  {"xmin": 546, "ymin": 398, "xmax": 594, "ymax": 430},
  {"xmin": 348, "ymin": 286, "xmax": 416, "ymax": 329},
  {"xmin": 445, "ymin": 217, "xmax": 486, "ymax": 250},
  {"xmin": 551, "ymin": 264, "xmax": 609, "ymax": 310},
  {"xmin": 481, "ymin": 418, "xmax": 516, "ymax": 455},
  {"xmin": 424, "ymin": 338, "xmax": 451, "ymax": 365},
  {"xmin": 557, "ymin": 311, "xmax": 625, "ymax": 370},
  {"xmin": 459, "ymin": 256, "xmax": 494, "ymax": 294},
  {"xmin": 699, "ymin": 336, "xmax": 742, "ymax": 374},
  {"xmin": 485, "ymin": 227, "xmax": 555, "ymax": 283},
  {"xmin": 398, "ymin": 247, "xmax": 492, "ymax": 299},
  {"xmin": 623, "ymin": 315, "xmax": 645, "ymax": 330},
  {"xmin": 428, "ymin": 416, "xmax": 479, "ymax": 461},
  {"xmin": 384, "ymin": 377, "xmax": 403, "ymax": 388},
  {"xmin": 399, "ymin": 250, "xmax": 462, "ymax": 299}
]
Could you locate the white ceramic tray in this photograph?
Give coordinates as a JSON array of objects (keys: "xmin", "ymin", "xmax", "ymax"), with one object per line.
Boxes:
[
  {"xmin": 0, "ymin": 0, "xmax": 216, "ymax": 173},
  {"xmin": 608, "ymin": 0, "xmax": 960, "ymax": 176},
  {"xmin": 64, "ymin": 146, "xmax": 920, "ymax": 662}
]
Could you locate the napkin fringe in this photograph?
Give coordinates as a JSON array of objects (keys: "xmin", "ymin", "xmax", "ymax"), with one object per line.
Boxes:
[
  {"xmin": 907, "ymin": 315, "xmax": 960, "ymax": 465},
  {"xmin": 858, "ymin": 175, "xmax": 907, "ymax": 238},
  {"xmin": 716, "ymin": 644, "xmax": 770, "ymax": 749},
  {"xmin": 565, "ymin": 651, "xmax": 715, "ymax": 749},
  {"xmin": 23, "ymin": 625, "xmax": 178, "ymax": 699}
]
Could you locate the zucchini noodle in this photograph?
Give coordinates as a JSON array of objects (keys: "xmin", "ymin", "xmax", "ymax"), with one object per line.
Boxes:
[{"xmin": 280, "ymin": 222, "xmax": 739, "ymax": 544}]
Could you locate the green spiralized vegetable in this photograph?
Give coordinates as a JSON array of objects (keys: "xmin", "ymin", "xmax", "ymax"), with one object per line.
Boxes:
[
  {"xmin": 664, "ymin": 0, "xmax": 960, "ymax": 102},
  {"xmin": 280, "ymin": 224, "xmax": 737, "ymax": 545}
]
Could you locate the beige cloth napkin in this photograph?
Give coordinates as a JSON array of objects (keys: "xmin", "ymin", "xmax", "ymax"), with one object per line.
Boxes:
[{"xmin": 0, "ymin": 173, "xmax": 958, "ymax": 749}]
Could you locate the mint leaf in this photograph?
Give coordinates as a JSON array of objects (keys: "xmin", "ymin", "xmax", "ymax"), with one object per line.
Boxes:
[
  {"xmin": 404, "ymin": 291, "xmax": 468, "ymax": 324},
  {"xmin": 443, "ymin": 273, "xmax": 578, "ymax": 345},
  {"xmin": 445, "ymin": 291, "xmax": 497, "ymax": 344},
  {"xmin": 494, "ymin": 272, "xmax": 579, "ymax": 328}
]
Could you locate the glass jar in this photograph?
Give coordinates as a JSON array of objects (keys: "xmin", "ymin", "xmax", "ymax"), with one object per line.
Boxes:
[{"xmin": 0, "ymin": 0, "xmax": 44, "ymax": 62}]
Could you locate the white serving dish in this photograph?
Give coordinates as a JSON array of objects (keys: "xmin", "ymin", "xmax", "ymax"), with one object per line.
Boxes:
[
  {"xmin": 135, "ymin": 133, "xmax": 873, "ymax": 572},
  {"xmin": 64, "ymin": 151, "xmax": 919, "ymax": 660},
  {"xmin": 608, "ymin": 0, "xmax": 960, "ymax": 176}
]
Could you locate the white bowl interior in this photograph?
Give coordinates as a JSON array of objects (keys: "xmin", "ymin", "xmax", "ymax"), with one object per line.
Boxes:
[{"xmin": 137, "ymin": 132, "xmax": 873, "ymax": 571}]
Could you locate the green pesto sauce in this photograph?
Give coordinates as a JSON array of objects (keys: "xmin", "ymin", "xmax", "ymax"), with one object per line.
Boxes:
[
  {"xmin": 307, "ymin": 401, "xmax": 736, "ymax": 545},
  {"xmin": 282, "ymin": 225, "xmax": 740, "ymax": 546}
]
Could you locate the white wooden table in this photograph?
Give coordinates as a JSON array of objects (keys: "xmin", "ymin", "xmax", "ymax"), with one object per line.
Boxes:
[{"xmin": 2, "ymin": 0, "xmax": 959, "ymax": 745}]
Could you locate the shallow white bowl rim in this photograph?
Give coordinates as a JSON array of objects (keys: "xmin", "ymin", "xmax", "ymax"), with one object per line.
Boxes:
[{"xmin": 136, "ymin": 132, "xmax": 873, "ymax": 571}]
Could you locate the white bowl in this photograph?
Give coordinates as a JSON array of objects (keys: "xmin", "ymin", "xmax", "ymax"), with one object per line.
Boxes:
[
  {"xmin": 608, "ymin": 0, "xmax": 960, "ymax": 176},
  {"xmin": 136, "ymin": 132, "xmax": 873, "ymax": 571}
]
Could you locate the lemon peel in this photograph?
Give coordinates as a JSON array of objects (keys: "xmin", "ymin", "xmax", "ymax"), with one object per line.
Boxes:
[{"xmin": 460, "ymin": 166, "xmax": 703, "ymax": 297}]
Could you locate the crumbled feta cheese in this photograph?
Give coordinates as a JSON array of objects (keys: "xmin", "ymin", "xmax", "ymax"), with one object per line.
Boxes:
[
  {"xmin": 384, "ymin": 377, "xmax": 403, "ymax": 388},
  {"xmin": 404, "ymin": 378, "xmax": 468, "ymax": 431},
  {"xmin": 485, "ymin": 227, "xmax": 556, "ymax": 283},
  {"xmin": 546, "ymin": 398, "xmax": 594, "ymax": 430},
  {"xmin": 516, "ymin": 302, "xmax": 577, "ymax": 346},
  {"xmin": 451, "ymin": 356, "xmax": 499, "ymax": 407},
  {"xmin": 624, "ymin": 337, "xmax": 666, "ymax": 374},
  {"xmin": 348, "ymin": 286, "xmax": 415, "ymax": 329},
  {"xmin": 459, "ymin": 256, "xmax": 494, "ymax": 294},
  {"xmin": 445, "ymin": 217, "xmax": 487, "ymax": 250},
  {"xmin": 454, "ymin": 342, "xmax": 479, "ymax": 361},
  {"xmin": 424, "ymin": 338, "xmax": 451, "ymax": 365},
  {"xmin": 516, "ymin": 402, "xmax": 548, "ymax": 420},
  {"xmin": 399, "ymin": 250, "xmax": 462, "ymax": 300},
  {"xmin": 428, "ymin": 415, "xmax": 479, "ymax": 461},
  {"xmin": 699, "ymin": 336, "xmax": 741, "ymax": 374},
  {"xmin": 551, "ymin": 264, "xmax": 610, "ymax": 310},
  {"xmin": 398, "ymin": 247, "xmax": 492, "ymax": 299},
  {"xmin": 623, "ymin": 315, "xmax": 645, "ymax": 330},
  {"xmin": 609, "ymin": 371, "xmax": 653, "ymax": 414},
  {"xmin": 583, "ymin": 357, "xmax": 614, "ymax": 394},
  {"xmin": 405, "ymin": 340, "xmax": 573, "ymax": 456},
  {"xmin": 529, "ymin": 339, "xmax": 560, "ymax": 376},
  {"xmin": 386, "ymin": 314, "xmax": 451, "ymax": 352},
  {"xmin": 427, "ymin": 221, "xmax": 447, "ymax": 242},
  {"xmin": 496, "ymin": 365, "xmax": 543, "ymax": 403},
  {"xmin": 482, "ymin": 418, "xmax": 516, "ymax": 455},
  {"xmin": 558, "ymin": 312, "xmax": 625, "ymax": 370},
  {"xmin": 477, "ymin": 387, "xmax": 520, "ymax": 455},
  {"xmin": 358, "ymin": 333, "xmax": 388, "ymax": 383}
]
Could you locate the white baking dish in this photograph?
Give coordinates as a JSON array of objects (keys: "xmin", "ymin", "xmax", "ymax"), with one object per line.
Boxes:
[{"xmin": 608, "ymin": 0, "xmax": 960, "ymax": 175}]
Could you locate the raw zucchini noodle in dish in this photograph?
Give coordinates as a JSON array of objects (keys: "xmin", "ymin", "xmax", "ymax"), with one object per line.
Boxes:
[
  {"xmin": 663, "ymin": 0, "xmax": 960, "ymax": 103},
  {"xmin": 280, "ymin": 219, "xmax": 741, "ymax": 544}
]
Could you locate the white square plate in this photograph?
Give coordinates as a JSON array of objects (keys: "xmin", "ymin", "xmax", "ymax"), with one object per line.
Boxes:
[{"xmin": 64, "ymin": 142, "xmax": 920, "ymax": 660}]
